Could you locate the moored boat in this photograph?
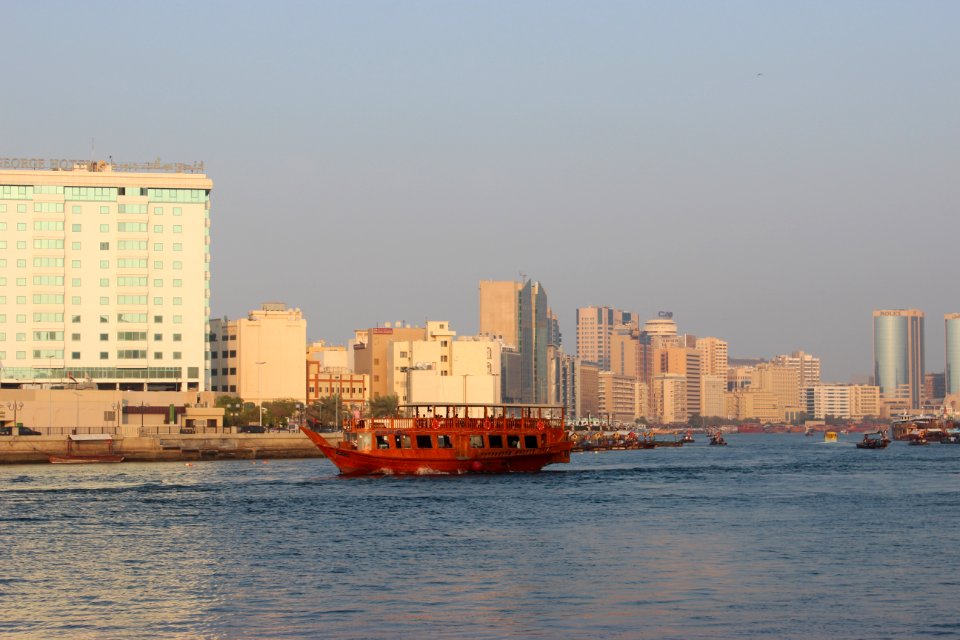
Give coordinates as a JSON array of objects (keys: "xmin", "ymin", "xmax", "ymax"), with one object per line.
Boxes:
[
  {"xmin": 300, "ymin": 404, "xmax": 571, "ymax": 476},
  {"xmin": 49, "ymin": 434, "xmax": 124, "ymax": 464}
]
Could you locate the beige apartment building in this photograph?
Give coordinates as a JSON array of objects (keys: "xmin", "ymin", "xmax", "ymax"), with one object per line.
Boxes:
[
  {"xmin": 772, "ymin": 350, "xmax": 821, "ymax": 389},
  {"xmin": 578, "ymin": 362, "xmax": 600, "ymax": 420},
  {"xmin": 306, "ymin": 365, "xmax": 369, "ymax": 414},
  {"xmin": 307, "ymin": 340, "xmax": 350, "ymax": 370},
  {"xmin": 0, "ymin": 160, "xmax": 211, "ymax": 391},
  {"xmin": 209, "ymin": 303, "xmax": 307, "ymax": 403},
  {"xmin": 654, "ymin": 346, "xmax": 702, "ymax": 418},
  {"xmin": 576, "ymin": 306, "xmax": 636, "ymax": 369},
  {"xmin": 653, "ymin": 373, "xmax": 687, "ymax": 424},
  {"xmin": 386, "ymin": 321, "xmax": 501, "ymax": 405},
  {"xmin": 597, "ymin": 371, "xmax": 640, "ymax": 424},
  {"xmin": 696, "ymin": 337, "xmax": 729, "ymax": 378},
  {"xmin": 353, "ymin": 323, "xmax": 428, "ymax": 399},
  {"xmin": 700, "ymin": 373, "xmax": 727, "ymax": 418},
  {"xmin": 478, "ymin": 280, "xmax": 521, "ymax": 348},
  {"xmin": 750, "ymin": 363, "xmax": 801, "ymax": 417},
  {"xmin": 725, "ymin": 389, "xmax": 780, "ymax": 423}
]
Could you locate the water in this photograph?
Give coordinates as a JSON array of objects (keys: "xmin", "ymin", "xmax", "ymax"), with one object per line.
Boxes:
[{"xmin": 2, "ymin": 434, "xmax": 959, "ymax": 639}]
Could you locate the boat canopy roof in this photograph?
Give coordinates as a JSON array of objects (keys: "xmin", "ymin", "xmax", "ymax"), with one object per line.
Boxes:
[{"xmin": 69, "ymin": 434, "xmax": 114, "ymax": 441}]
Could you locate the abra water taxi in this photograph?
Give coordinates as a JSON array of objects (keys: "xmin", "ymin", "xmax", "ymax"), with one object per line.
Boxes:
[
  {"xmin": 856, "ymin": 431, "xmax": 890, "ymax": 449},
  {"xmin": 300, "ymin": 404, "xmax": 572, "ymax": 476},
  {"xmin": 49, "ymin": 434, "xmax": 124, "ymax": 464}
]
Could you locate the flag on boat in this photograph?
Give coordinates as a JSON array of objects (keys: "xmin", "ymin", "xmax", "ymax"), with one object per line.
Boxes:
[{"xmin": 68, "ymin": 372, "xmax": 78, "ymax": 384}]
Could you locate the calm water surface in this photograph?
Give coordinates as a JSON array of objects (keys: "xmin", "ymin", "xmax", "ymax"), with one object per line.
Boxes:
[{"xmin": 2, "ymin": 434, "xmax": 959, "ymax": 639}]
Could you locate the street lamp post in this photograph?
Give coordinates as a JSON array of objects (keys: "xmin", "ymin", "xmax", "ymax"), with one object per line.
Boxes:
[
  {"xmin": 6, "ymin": 402, "xmax": 24, "ymax": 428},
  {"xmin": 46, "ymin": 355, "xmax": 55, "ymax": 431},
  {"xmin": 256, "ymin": 361, "xmax": 266, "ymax": 427},
  {"xmin": 73, "ymin": 392, "xmax": 81, "ymax": 433}
]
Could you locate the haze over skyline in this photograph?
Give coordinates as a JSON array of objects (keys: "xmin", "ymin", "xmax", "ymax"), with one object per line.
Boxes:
[{"xmin": 4, "ymin": 1, "xmax": 958, "ymax": 382}]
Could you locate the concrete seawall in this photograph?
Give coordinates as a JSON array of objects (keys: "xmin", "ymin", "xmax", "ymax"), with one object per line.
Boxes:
[{"xmin": 0, "ymin": 432, "xmax": 338, "ymax": 464}]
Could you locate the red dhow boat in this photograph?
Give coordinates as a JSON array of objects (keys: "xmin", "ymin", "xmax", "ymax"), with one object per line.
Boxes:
[{"xmin": 300, "ymin": 403, "xmax": 572, "ymax": 476}]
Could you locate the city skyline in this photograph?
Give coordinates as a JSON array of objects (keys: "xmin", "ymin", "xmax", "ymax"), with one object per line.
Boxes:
[{"xmin": 4, "ymin": 2, "xmax": 958, "ymax": 382}]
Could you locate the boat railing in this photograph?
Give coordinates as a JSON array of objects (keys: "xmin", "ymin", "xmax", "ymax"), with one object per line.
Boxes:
[{"xmin": 346, "ymin": 416, "xmax": 564, "ymax": 432}]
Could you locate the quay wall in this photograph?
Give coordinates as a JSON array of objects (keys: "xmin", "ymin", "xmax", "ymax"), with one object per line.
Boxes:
[{"xmin": 0, "ymin": 432, "xmax": 338, "ymax": 464}]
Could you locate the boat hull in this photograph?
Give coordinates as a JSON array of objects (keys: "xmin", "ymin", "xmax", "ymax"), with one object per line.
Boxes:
[
  {"xmin": 49, "ymin": 455, "xmax": 125, "ymax": 464},
  {"xmin": 300, "ymin": 427, "xmax": 571, "ymax": 476}
]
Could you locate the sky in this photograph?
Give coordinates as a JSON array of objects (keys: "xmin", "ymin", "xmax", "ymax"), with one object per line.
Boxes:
[{"xmin": 4, "ymin": 1, "xmax": 959, "ymax": 382}]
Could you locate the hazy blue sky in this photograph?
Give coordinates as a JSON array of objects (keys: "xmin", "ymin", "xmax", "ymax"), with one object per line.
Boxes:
[{"xmin": 4, "ymin": 1, "xmax": 958, "ymax": 381}]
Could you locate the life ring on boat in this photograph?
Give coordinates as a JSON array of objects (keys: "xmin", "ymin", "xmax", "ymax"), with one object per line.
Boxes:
[
  {"xmin": 537, "ymin": 421, "xmax": 546, "ymax": 431},
  {"xmin": 431, "ymin": 418, "xmax": 440, "ymax": 430},
  {"xmin": 483, "ymin": 420, "xmax": 492, "ymax": 430}
]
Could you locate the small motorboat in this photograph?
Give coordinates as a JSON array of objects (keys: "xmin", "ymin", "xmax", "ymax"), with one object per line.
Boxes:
[
  {"xmin": 856, "ymin": 431, "xmax": 890, "ymax": 449},
  {"xmin": 908, "ymin": 431, "xmax": 929, "ymax": 446},
  {"xmin": 824, "ymin": 431, "xmax": 839, "ymax": 443},
  {"xmin": 709, "ymin": 432, "xmax": 727, "ymax": 446},
  {"xmin": 680, "ymin": 431, "xmax": 695, "ymax": 444}
]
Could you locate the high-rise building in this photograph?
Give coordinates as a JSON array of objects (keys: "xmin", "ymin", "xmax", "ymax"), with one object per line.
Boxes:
[
  {"xmin": 479, "ymin": 279, "xmax": 551, "ymax": 403},
  {"xmin": 695, "ymin": 337, "xmax": 729, "ymax": 378},
  {"xmin": 478, "ymin": 280, "xmax": 521, "ymax": 348},
  {"xmin": 772, "ymin": 350, "xmax": 821, "ymax": 390},
  {"xmin": 946, "ymin": 314, "xmax": 960, "ymax": 397},
  {"xmin": 576, "ymin": 306, "xmax": 635, "ymax": 369},
  {"xmin": 873, "ymin": 309, "xmax": 925, "ymax": 409},
  {"xmin": 209, "ymin": 303, "xmax": 307, "ymax": 402},
  {"xmin": 0, "ymin": 160, "xmax": 211, "ymax": 391}
]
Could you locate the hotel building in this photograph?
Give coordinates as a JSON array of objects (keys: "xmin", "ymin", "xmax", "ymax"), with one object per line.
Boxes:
[
  {"xmin": 873, "ymin": 309, "xmax": 925, "ymax": 409},
  {"xmin": 0, "ymin": 160, "xmax": 210, "ymax": 391}
]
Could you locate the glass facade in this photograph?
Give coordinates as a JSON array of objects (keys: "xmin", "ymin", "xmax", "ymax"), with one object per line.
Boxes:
[
  {"xmin": 873, "ymin": 310, "xmax": 924, "ymax": 409},
  {"xmin": 946, "ymin": 315, "xmax": 960, "ymax": 396}
]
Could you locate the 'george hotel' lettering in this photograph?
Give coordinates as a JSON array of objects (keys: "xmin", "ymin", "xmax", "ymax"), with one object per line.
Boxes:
[{"xmin": 0, "ymin": 157, "xmax": 204, "ymax": 173}]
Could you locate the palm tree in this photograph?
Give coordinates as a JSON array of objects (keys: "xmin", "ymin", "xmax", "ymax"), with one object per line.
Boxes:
[{"xmin": 369, "ymin": 394, "xmax": 399, "ymax": 418}]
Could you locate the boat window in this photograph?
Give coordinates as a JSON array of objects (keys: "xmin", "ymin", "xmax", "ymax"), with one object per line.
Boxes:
[
  {"xmin": 375, "ymin": 435, "xmax": 390, "ymax": 449},
  {"xmin": 507, "ymin": 435, "xmax": 521, "ymax": 448},
  {"xmin": 524, "ymin": 435, "xmax": 538, "ymax": 448},
  {"xmin": 469, "ymin": 435, "xmax": 484, "ymax": 448},
  {"xmin": 394, "ymin": 434, "xmax": 412, "ymax": 449},
  {"xmin": 488, "ymin": 434, "xmax": 503, "ymax": 448},
  {"xmin": 415, "ymin": 434, "xmax": 433, "ymax": 448},
  {"xmin": 357, "ymin": 433, "xmax": 372, "ymax": 451},
  {"xmin": 437, "ymin": 434, "xmax": 453, "ymax": 449}
]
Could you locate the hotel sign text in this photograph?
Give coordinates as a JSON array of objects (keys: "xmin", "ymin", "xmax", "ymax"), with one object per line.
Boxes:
[{"xmin": 0, "ymin": 157, "xmax": 205, "ymax": 174}]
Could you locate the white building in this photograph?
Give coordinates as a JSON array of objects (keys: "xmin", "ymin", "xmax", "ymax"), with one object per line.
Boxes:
[
  {"xmin": 387, "ymin": 321, "xmax": 501, "ymax": 405},
  {"xmin": 0, "ymin": 159, "xmax": 211, "ymax": 391},
  {"xmin": 209, "ymin": 304, "xmax": 307, "ymax": 402}
]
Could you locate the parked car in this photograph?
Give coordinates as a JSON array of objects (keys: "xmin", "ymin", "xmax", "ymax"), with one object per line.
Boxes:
[
  {"xmin": 238, "ymin": 425, "xmax": 266, "ymax": 434},
  {"xmin": 0, "ymin": 426, "xmax": 41, "ymax": 436}
]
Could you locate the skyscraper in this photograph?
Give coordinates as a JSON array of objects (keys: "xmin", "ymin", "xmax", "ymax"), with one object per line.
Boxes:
[
  {"xmin": 479, "ymin": 279, "xmax": 552, "ymax": 403},
  {"xmin": 946, "ymin": 314, "xmax": 960, "ymax": 397},
  {"xmin": 873, "ymin": 309, "xmax": 925, "ymax": 409}
]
